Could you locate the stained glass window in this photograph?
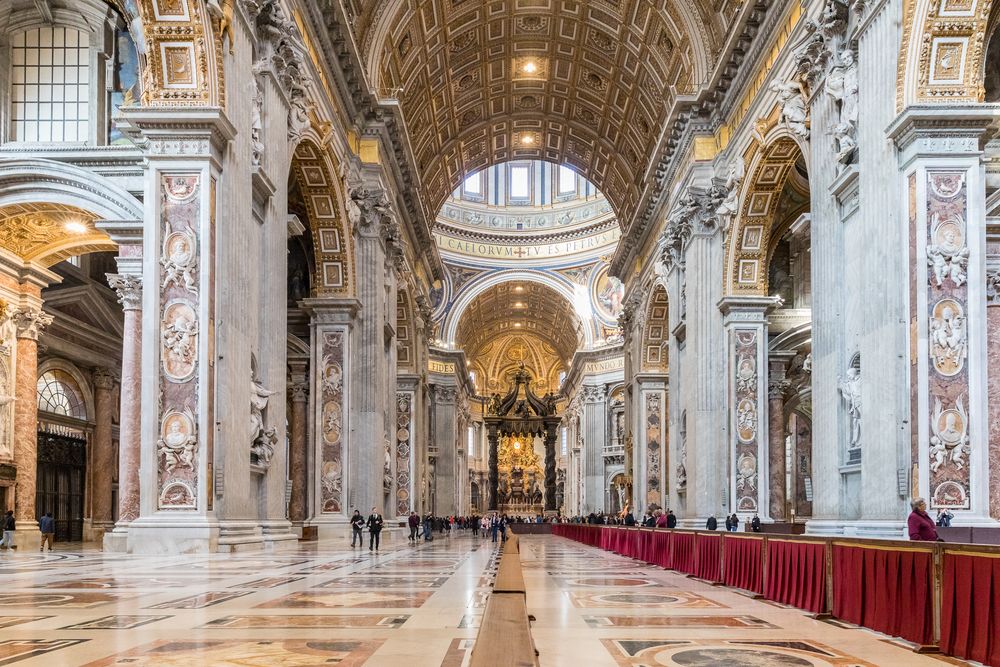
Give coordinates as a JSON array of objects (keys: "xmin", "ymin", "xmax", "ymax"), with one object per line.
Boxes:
[{"xmin": 37, "ymin": 369, "xmax": 87, "ymax": 420}]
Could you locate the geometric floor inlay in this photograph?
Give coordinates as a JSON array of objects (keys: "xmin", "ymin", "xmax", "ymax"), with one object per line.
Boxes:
[
  {"xmin": 568, "ymin": 590, "xmax": 728, "ymax": 609},
  {"xmin": 79, "ymin": 639, "xmax": 386, "ymax": 666},
  {"xmin": 583, "ymin": 615, "xmax": 777, "ymax": 629},
  {"xmin": 0, "ymin": 639, "xmax": 87, "ymax": 664},
  {"xmin": 198, "ymin": 614, "xmax": 410, "ymax": 629},
  {"xmin": 599, "ymin": 639, "xmax": 877, "ymax": 666},
  {"xmin": 255, "ymin": 590, "xmax": 434, "ymax": 609},
  {"xmin": 58, "ymin": 615, "xmax": 173, "ymax": 630}
]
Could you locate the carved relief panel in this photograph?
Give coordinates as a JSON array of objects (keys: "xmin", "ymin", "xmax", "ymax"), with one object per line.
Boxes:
[
  {"xmin": 319, "ymin": 330, "xmax": 347, "ymax": 514},
  {"xmin": 396, "ymin": 392, "xmax": 414, "ymax": 517},
  {"xmin": 644, "ymin": 392, "xmax": 663, "ymax": 507},
  {"xmin": 733, "ymin": 329, "xmax": 760, "ymax": 513}
]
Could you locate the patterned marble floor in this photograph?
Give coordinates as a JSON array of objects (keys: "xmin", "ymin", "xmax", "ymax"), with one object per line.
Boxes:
[
  {"xmin": 0, "ymin": 534, "xmax": 966, "ymax": 666},
  {"xmin": 519, "ymin": 535, "xmax": 965, "ymax": 667},
  {"xmin": 0, "ymin": 533, "xmax": 496, "ymax": 666}
]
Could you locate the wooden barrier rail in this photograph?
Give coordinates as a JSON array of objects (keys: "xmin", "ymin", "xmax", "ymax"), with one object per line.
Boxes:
[
  {"xmin": 470, "ymin": 531, "xmax": 540, "ymax": 667},
  {"xmin": 553, "ymin": 524, "xmax": 1000, "ymax": 666}
]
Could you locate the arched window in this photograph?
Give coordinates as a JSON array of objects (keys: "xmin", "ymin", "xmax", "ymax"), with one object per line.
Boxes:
[
  {"xmin": 36, "ymin": 369, "xmax": 87, "ymax": 420},
  {"xmin": 10, "ymin": 26, "xmax": 90, "ymax": 143}
]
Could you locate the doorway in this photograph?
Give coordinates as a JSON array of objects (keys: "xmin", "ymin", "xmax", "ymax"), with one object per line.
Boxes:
[{"xmin": 35, "ymin": 432, "xmax": 86, "ymax": 542}]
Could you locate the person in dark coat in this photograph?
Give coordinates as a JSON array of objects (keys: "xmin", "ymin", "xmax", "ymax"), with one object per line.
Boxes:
[
  {"xmin": 407, "ymin": 511, "xmax": 420, "ymax": 542},
  {"xmin": 908, "ymin": 498, "xmax": 940, "ymax": 541},
  {"xmin": 366, "ymin": 506, "xmax": 384, "ymax": 551},
  {"xmin": 706, "ymin": 515, "xmax": 718, "ymax": 531},
  {"xmin": 751, "ymin": 514, "xmax": 761, "ymax": 532},
  {"xmin": 0, "ymin": 510, "xmax": 15, "ymax": 549},
  {"xmin": 350, "ymin": 510, "xmax": 365, "ymax": 547},
  {"xmin": 724, "ymin": 515, "xmax": 733, "ymax": 531},
  {"xmin": 38, "ymin": 512, "xmax": 55, "ymax": 551},
  {"xmin": 730, "ymin": 514, "xmax": 740, "ymax": 532},
  {"xmin": 623, "ymin": 511, "xmax": 636, "ymax": 526},
  {"xmin": 666, "ymin": 510, "xmax": 677, "ymax": 529}
]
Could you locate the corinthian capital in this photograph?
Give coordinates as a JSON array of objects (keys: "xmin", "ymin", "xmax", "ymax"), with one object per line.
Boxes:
[
  {"xmin": 347, "ymin": 186, "xmax": 393, "ymax": 238},
  {"xmin": 107, "ymin": 274, "xmax": 143, "ymax": 311},
  {"xmin": 13, "ymin": 307, "xmax": 53, "ymax": 340}
]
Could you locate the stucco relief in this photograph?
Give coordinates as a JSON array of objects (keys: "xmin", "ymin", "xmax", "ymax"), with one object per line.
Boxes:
[
  {"xmin": 733, "ymin": 330, "xmax": 759, "ymax": 512},
  {"xmin": 926, "ymin": 171, "xmax": 972, "ymax": 510},
  {"xmin": 645, "ymin": 393, "xmax": 662, "ymax": 507},
  {"xmin": 158, "ymin": 174, "xmax": 201, "ymax": 510},
  {"xmin": 320, "ymin": 331, "xmax": 346, "ymax": 514},
  {"xmin": 396, "ymin": 392, "xmax": 413, "ymax": 516}
]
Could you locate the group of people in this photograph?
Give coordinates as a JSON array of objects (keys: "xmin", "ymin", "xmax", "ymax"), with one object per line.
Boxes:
[
  {"xmin": 0, "ymin": 510, "xmax": 56, "ymax": 552},
  {"xmin": 907, "ymin": 498, "xmax": 954, "ymax": 541}
]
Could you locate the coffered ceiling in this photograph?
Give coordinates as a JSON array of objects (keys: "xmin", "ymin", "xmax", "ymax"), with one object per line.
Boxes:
[
  {"xmin": 456, "ymin": 281, "xmax": 582, "ymax": 368},
  {"xmin": 359, "ymin": 0, "xmax": 738, "ymax": 229},
  {"xmin": 0, "ymin": 204, "xmax": 115, "ymax": 267}
]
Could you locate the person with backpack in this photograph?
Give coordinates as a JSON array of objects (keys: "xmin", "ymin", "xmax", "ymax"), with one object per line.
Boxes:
[
  {"xmin": 0, "ymin": 510, "xmax": 15, "ymax": 549},
  {"xmin": 350, "ymin": 509, "xmax": 365, "ymax": 547}
]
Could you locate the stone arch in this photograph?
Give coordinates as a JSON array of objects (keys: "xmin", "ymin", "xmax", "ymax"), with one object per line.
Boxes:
[
  {"xmin": 898, "ymin": 0, "xmax": 995, "ymax": 110},
  {"xmin": 0, "ymin": 159, "xmax": 143, "ymax": 267},
  {"xmin": 440, "ymin": 270, "xmax": 596, "ymax": 349},
  {"xmin": 289, "ymin": 139, "xmax": 353, "ymax": 297},
  {"xmin": 396, "ymin": 289, "xmax": 416, "ymax": 372},
  {"xmin": 640, "ymin": 285, "xmax": 669, "ymax": 373},
  {"xmin": 723, "ymin": 137, "xmax": 806, "ymax": 296}
]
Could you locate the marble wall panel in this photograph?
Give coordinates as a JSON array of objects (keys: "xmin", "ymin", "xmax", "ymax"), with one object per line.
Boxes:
[
  {"xmin": 734, "ymin": 330, "xmax": 759, "ymax": 512},
  {"xmin": 645, "ymin": 393, "xmax": 662, "ymax": 507},
  {"xmin": 320, "ymin": 330, "xmax": 346, "ymax": 514},
  {"xmin": 396, "ymin": 392, "xmax": 413, "ymax": 517}
]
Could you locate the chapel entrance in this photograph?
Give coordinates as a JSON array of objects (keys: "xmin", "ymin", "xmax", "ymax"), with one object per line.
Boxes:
[{"xmin": 35, "ymin": 432, "xmax": 86, "ymax": 541}]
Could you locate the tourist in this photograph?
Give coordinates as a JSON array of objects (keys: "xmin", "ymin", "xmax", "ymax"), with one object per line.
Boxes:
[
  {"xmin": 350, "ymin": 509, "xmax": 365, "ymax": 547},
  {"xmin": 751, "ymin": 514, "xmax": 761, "ymax": 532},
  {"xmin": 623, "ymin": 509, "xmax": 636, "ymax": 526},
  {"xmin": 907, "ymin": 498, "xmax": 940, "ymax": 542},
  {"xmin": 725, "ymin": 515, "xmax": 733, "ymax": 531},
  {"xmin": 706, "ymin": 515, "xmax": 718, "ymax": 531},
  {"xmin": 39, "ymin": 512, "xmax": 55, "ymax": 551},
  {"xmin": 0, "ymin": 510, "xmax": 14, "ymax": 550},
  {"xmin": 655, "ymin": 509, "xmax": 668, "ymax": 528},
  {"xmin": 667, "ymin": 509, "xmax": 677, "ymax": 529},
  {"xmin": 407, "ymin": 511, "xmax": 420, "ymax": 542},
  {"xmin": 367, "ymin": 506, "xmax": 384, "ymax": 552},
  {"xmin": 480, "ymin": 515, "xmax": 489, "ymax": 537},
  {"xmin": 729, "ymin": 514, "xmax": 740, "ymax": 532},
  {"xmin": 936, "ymin": 509, "xmax": 954, "ymax": 527},
  {"xmin": 423, "ymin": 513, "xmax": 434, "ymax": 541}
]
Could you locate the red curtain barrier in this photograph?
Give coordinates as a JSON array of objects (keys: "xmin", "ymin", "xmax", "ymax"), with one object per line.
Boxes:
[
  {"xmin": 832, "ymin": 544, "xmax": 934, "ymax": 647},
  {"xmin": 695, "ymin": 534, "xmax": 722, "ymax": 582},
  {"xmin": 764, "ymin": 539, "xmax": 826, "ymax": 615},
  {"xmin": 671, "ymin": 532, "xmax": 697, "ymax": 575},
  {"xmin": 723, "ymin": 535, "xmax": 764, "ymax": 594},
  {"xmin": 649, "ymin": 530, "xmax": 671, "ymax": 569},
  {"xmin": 941, "ymin": 552, "xmax": 1000, "ymax": 666}
]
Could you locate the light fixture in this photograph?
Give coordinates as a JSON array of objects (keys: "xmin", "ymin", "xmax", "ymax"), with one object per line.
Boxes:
[
  {"xmin": 521, "ymin": 133, "xmax": 534, "ymax": 145},
  {"xmin": 514, "ymin": 322, "xmax": 522, "ymax": 328},
  {"xmin": 514, "ymin": 302, "xmax": 525, "ymax": 308},
  {"xmin": 514, "ymin": 285, "xmax": 524, "ymax": 293},
  {"xmin": 523, "ymin": 61, "xmax": 538, "ymax": 74},
  {"xmin": 64, "ymin": 221, "xmax": 88, "ymax": 234}
]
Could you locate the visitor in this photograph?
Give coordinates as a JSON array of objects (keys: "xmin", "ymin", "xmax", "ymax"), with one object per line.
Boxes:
[
  {"xmin": 907, "ymin": 498, "xmax": 940, "ymax": 542},
  {"xmin": 666, "ymin": 509, "xmax": 677, "ymax": 529},
  {"xmin": 0, "ymin": 510, "xmax": 14, "ymax": 550},
  {"xmin": 471, "ymin": 515, "xmax": 479, "ymax": 537},
  {"xmin": 623, "ymin": 510, "xmax": 636, "ymax": 526},
  {"xmin": 350, "ymin": 509, "xmax": 365, "ymax": 547},
  {"xmin": 643, "ymin": 510, "xmax": 656, "ymax": 527},
  {"xmin": 936, "ymin": 508, "xmax": 954, "ymax": 527},
  {"xmin": 725, "ymin": 515, "xmax": 733, "ymax": 531},
  {"xmin": 481, "ymin": 515, "xmax": 489, "ymax": 538},
  {"xmin": 407, "ymin": 511, "xmax": 420, "ymax": 542},
  {"xmin": 423, "ymin": 513, "xmax": 434, "ymax": 541},
  {"xmin": 706, "ymin": 515, "xmax": 718, "ymax": 531},
  {"xmin": 655, "ymin": 509, "xmax": 668, "ymax": 528},
  {"xmin": 367, "ymin": 506, "xmax": 384, "ymax": 551},
  {"xmin": 39, "ymin": 512, "xmax": 55, "ymax": 551},
  {"xmin": 751, "ymin": 514, "xmax": 761, "ymax": 532},
  {"xmin": 729, "ymin": 514, "xmax": 740, "ymax": 532}
]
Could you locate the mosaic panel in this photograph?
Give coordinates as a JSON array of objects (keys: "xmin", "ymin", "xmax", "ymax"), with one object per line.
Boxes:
[
  {"xmin": 199, "ymin": 615, "xmax": 409, "ymax": 629},
  {"xmin": 396, "ymin": 392, "xmax": 414, "ymax": 517},
  {"xmin": 81, "ymin": 639, "xmax": 385, "ymax": 667},
  {"xmin": 256, "ymin": 590, "xmax": 434, "ymax": 609}
]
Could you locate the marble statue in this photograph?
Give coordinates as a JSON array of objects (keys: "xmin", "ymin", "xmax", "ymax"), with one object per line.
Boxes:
[
  {"xmin": 249, "ymin": 73, "xmax": 265, "ymax": 167},
  {"xmin": 384, "ymin": 440, "xmax": 393, "ymax": 493},
  {"xmin": 927, "ymin": 215, "xmax": 969, "ymax": 287},
  {"xmin": 838, "ymin": 367, "xmax": 862, "ymax": 450},
  {"xmin": 717, "ymin": 157, "xmax": 745, "ymax": 231},
  {"xmin": 161, "ymin": 230, "xmax": 198, "ymax": 294},
  {"xmin": 158, "ymin": 411, "xmax": 197, "ymax": 473},
  {"xmin": 930, "ymin": 301, "xmax": 967, "ymax": 376},
  {"xmin": 930, "ymin": 396, "xmax": 970, "ymax": 472},
  {"xmin": 771, "ymin": 80, "xmax": 809, "ymax": 139},
  {"xmin": 250, "ymin": 369, "xmax": 277, "ymax": 469},
  {"xmin": 831, "ymin": 122, "xmax": 857, "ymax": 163}
]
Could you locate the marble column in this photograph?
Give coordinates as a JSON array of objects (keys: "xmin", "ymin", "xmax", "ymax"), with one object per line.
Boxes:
[
  {"xmin": 767, "ymin": 354, "xmax": 794, "ymax": 522},
  {"xmin": 720, "ymin": 296, "xmax": 778, "ymax": 520},
  {"xmin": 103, "ymin": 274, "xmax": 142, "ymax": 552},
  {"xmin": 287, "ymin": 366, "xmax": 308, "ymax": 525},
  {"xmin": 581, "ymin": 384, "xmax": 606, "ymax": 513},
  {"xmin": 431, "ymin": 384, "xmax": 458, "ymax": 516},
  {"xmin": 487, "ymin": 423, "xmax": 499, "ymax": 511},
  {"xmin": 12, "ymin": 306, "xmax": 51, "ymax": 548},
  {"xmin": 90, "ymin": 368, "xmax": 116, "ymax": 537}
]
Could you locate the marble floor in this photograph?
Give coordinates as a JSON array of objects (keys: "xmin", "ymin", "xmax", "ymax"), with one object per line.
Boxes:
[{"xmin": 0, "ymin": 533, "xmax": 966, "ymax": 666}]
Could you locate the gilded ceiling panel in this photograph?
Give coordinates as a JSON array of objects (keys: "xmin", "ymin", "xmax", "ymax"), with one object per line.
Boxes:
[{"xmin": 0, "ymin": 204, "xmax": 114, "ymax": 267}]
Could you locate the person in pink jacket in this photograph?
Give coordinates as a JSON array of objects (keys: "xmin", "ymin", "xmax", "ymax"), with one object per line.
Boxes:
[{"xmin": 907, "ymin": 498, "xmax": 940, "ymax": 541}]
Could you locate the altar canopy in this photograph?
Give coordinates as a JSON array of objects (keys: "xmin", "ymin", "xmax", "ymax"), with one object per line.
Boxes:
[{"xmin": 484, "ymin": 365, "xmax": 561, "ymax": 514}]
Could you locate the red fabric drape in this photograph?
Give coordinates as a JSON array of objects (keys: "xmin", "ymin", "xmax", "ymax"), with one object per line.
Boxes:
[
  {"xmin": 941, "ymin": 553, "xmax": 1000, "ymax": 666},
  {"xmin": 695, "ymin": 534, "xmax": 722, "ymax": 582},
  {"xmin": 831, "ymin": 545, "xmax": 934, "ymax": 647},
  {"xmin": 671, "ymin": 532, "xmax": 696, "ymax": 575},
  {"xmin": 649, "ymin": 529, "xmax": 671, "ymax": 568},
  {"xmin": 723, "ymin": 535, "xmax": 764, "ymax": 594},
  {"xmin": 764, "ymin": 540, "xmax": 826, "ymax": 614}
]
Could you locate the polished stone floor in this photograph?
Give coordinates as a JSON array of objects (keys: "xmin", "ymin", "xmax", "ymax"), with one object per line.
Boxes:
[{"xmin": 0, "ymin": 532, "xmax": 963, "ymax": 666}]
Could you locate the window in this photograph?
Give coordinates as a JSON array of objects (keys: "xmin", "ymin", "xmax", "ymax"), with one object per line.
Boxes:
[
  {"xmin": 10, "ymin": 27, "xmax": 90, "ymax": 143},
  {"xmin": 561, "ymin": 427, "xmax": 568, "ymax": 456},
  {"xmin": 509, "ymin": 165, "xmax": 530, "ymax": 199},
  {"xmin": 37, "ymin": 369, "xmax": 87, "ymax": 420},
  {"xmin": 558, "ymin": 165, "xmax": 576, "ymax": 194},
  {"xmin": 463, "ymin": 172, "xmax": 482, "ymax": 195},
  {"xmin": 468, "ymin": 425, "xmax": 476, "ymax": 458}
]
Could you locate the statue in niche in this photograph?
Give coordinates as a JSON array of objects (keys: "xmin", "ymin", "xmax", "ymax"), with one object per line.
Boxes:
[
  {"xmin": 384, "ymin": 439, "xmax": 393, "ymax": 493},
  {"xmin": 249, "ymin": 72, "xmax": 265, "ymax": 167},
  {"xmin": 487, "ymin": 392, "xmax": 502, "ymax": 415},
  {"xmin": 930, "ymin": 396, "xmax": 970, "ymax": 472},
  {"xmin": 830, "ymin": 122, "xmax": 857, "ymax": 163},
  {"xmin": 250, "ymin": 368, "xmax": 278, "ymax": 469},
  {"xmin": 838, "ymin": 366, "xmax": 862, "ymax": 450},
  {"xmin": 927, "ymin": 215, "xmax": 969, "ymax": 287},
  {"xmin": 930, "ymin": 300, "xmax": 967, "ymax": 377},
  {"xmin": 771, "ymin": 80, "xmax": 809, "ymax": 139},
  {"xmin": 826, "ymin": 49, "xmax": 859, "ymax": 163}
]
